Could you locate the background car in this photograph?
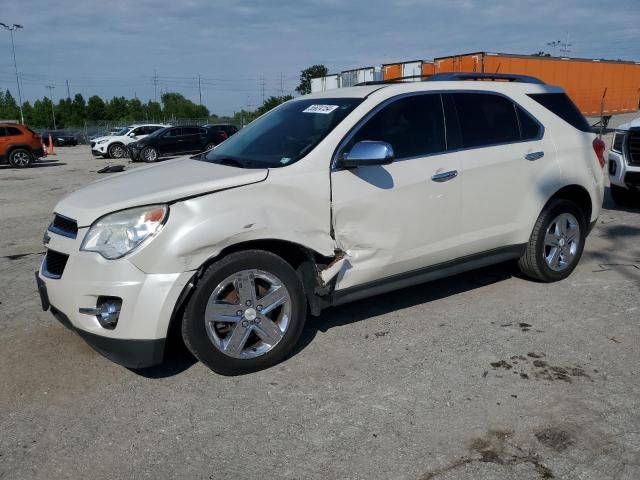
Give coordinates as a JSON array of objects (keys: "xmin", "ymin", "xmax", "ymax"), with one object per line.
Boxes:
[
  {"xmin": 0, "ymin": 123, "xmax": 45, "ymax": 168},
  {"xmin": 41, "ymin": 130, "xmax": 79, "ymax": 147},
  {"xmin": 607, "ymin": 117, "xmax": 640, "ymax": 206},
  {"xmin": 90, "ymin": 124, "xmax": 168, "ymax": 159},
  {"xmin": 128, "ymin": 125, "xmax": 222, "ymax": 162},
  {"xmin": 202, "ymin": 123, "xmax": 238, "ymax": 143}
]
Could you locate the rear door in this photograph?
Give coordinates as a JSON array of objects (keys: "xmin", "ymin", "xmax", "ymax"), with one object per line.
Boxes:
[
  {"xmin": 181, "ymin": 127, "xmax": 207, "ymax": 152},
  {"xmin": 158, "ymin": 127, "xmax": 182, "ymax": 155},
  {"xmin": 331, "ymin": 93, "xmax": 462, "ymax": 290},
  {"xmin": 445, "ymin": 92, "xmax": 556, "ymax": 256},
  {"xmin": 0, "ymin": 127, "xmax": 7, "ymax": 158}
]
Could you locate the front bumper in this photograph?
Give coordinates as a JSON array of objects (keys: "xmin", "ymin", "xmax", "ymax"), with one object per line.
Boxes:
[
  {"xmin": 37, "ymin": 232, "xmax": 194, "ymax": 368},
  {"xmin": 91, "ymin": 143, "xmax": 108, "ymax": 156},
  {"xmin": 128, "ymin": 146, "xmax": 142, "ymax": 161},
  {"xmin": 608, "ymin": 150, "xmax": 640, "ymax": 189}
]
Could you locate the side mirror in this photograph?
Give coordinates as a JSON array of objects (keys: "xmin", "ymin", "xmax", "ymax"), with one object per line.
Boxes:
[
  {"xmin": 342, "ymin": 141, "xmax": 394, "ymax": 168},
  {"xmin": 128, "ymin": 132, "xmax": 137, "ymax": 138}
]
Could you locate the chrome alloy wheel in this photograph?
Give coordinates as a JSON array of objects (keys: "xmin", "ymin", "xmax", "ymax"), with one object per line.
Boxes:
[
  {"xmin": 142, "ymin": 147, "xmax": 157, "ymax": 162},
  {"xmin": 12, "ymin": 151, "xmax": 31, "ymax": 167},
  {"xmin": 544, "ymin": 213, "xmax": 580, "ymax": 272},
  {"xmin": 109, "ymin": 144, "xmax": 125, "ymax": 158},
  {"xmin": 204, "ymin": 269, "xmax": 291, "ymax": 359}
]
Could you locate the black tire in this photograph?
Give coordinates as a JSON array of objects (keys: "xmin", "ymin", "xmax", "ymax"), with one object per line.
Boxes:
[
  {"xmin": 205, "ymin": 142, "xmax": 215, "ymax": 151},
  {"xmin": 141, "ymin": 146, "xmax": 158, "ymax": 163},
  {"xmin": 107, "ymin": 143, "xmax": 126, "ymax": 159},
  {"xmin": 182, "ymin": 250, "xmax": 307, "ymax": 375},
  {"xmin": 610, "ymin": 185, "xmax": 640, "ymax": 207},
  {"xmin": 517, "ymin": 199, "xmax": 587, "ymax": 282},
  {"xmin": 8, "ymin": 148, "xmax": 34, "ymax": 168}
]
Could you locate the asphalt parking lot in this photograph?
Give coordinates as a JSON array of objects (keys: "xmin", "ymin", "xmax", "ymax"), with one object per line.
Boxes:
[{"xmin": 1, "ymin": 138, "xmax": 639, "ymax": 479}]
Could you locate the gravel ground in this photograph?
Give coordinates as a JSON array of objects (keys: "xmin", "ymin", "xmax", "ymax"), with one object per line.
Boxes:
[{"xmin": 1, "ymin": 130, "xmax": 639, "ymax": 479}]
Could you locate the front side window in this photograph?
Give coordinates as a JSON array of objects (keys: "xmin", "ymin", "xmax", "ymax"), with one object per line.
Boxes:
[
  {"xmin": 0, "ymin": 127, "xmax": 6, "ymax": 137},
  {"xmin": 450, "ymin": 93, "xmax": 520, "ymax": 148},
  {"xmin": 516, "ymin": 106, "xmax": 542, "ymax": 140},
  {"xmin": 6, "ymin": 126, "xmax": 22, "ymax": 136},
  {"xmin": 347, "ymin": 94, "xmax": 446, "ymax": 159},
  {"xmin": 164, "ymin": 128, "xmax": 182, "ymax": 137},
  {"xmin": 202, "ymin": 98, "xmax": 362, "ymax": 168}
]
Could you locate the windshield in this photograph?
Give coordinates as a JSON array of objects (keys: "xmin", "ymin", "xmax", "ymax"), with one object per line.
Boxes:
[
  {"xmin": 113, "ymin": 127, "xmax": 132, "ymax": 136},
  {"xmin": 200, "ymin": 98, "xmax": 362, "ymax": 168}
]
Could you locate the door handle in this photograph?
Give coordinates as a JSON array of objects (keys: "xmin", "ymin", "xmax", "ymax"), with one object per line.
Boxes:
[
  {"xmin": 431, "ymin": 170, "xmax": 458, "ymax": 182},
  {"xmin": 525, "ymin": 151, "xmax": 544, "ymax": 161}
]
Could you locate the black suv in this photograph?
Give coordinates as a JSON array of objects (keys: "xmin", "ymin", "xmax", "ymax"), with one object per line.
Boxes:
[
  {"xmin": 128, "ymin": 126, "xmax": 222, "ymax": 162},
  {"xmin": 202, "ymin": 123, "xmax": 238, "ymax": 140}
]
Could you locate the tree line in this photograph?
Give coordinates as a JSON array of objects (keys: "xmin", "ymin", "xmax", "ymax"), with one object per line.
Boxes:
[{"xmin": 0, "ymin": 65, "xmax": 327, "ymax": 129}]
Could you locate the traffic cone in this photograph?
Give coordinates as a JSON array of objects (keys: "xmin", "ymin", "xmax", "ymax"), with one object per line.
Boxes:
[{"xmin": 48, "ymin": 134, "xmax": 55, "ymax": 155}]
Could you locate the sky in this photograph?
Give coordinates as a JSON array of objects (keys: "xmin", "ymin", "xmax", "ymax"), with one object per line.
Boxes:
[{"xmin": 1, "ymin": 0, "xmax": 639, "ymax": 116}]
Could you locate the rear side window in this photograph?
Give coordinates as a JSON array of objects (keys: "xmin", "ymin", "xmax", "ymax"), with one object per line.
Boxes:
[
  {"xmin": 6, "ymin": 126, "xmax": 22, "ymax": 136},
  {"xmin": 0, "ymin": 127, "xmax": 6, "ymax": 137},
  {"xmin": 528, "ymin": 93, "xmax": 590, "ymax": 132},
  {"xmin": 516, "ymin": 106, "xmax": 542, "ymax": 140},
  {"xmin": 350, "ymin": 93, "xmax": 446, "ymax": 159},
  {"xmin": 449, "ymin": 93, "xmax": 520, "ymax": 148}
]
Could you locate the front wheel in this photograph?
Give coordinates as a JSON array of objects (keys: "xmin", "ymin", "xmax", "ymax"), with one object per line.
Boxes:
[
  {"xmin": 182, "ymin": 250, "xmax": 307, "ymax": 375},
  {"xmin": 141, "ymin": 146, "xmax": 158, "ymax": 163},
  {"xmin": 205, "ymin": 142, "xmax": 215, "ymax": 151},
  {"xmin": 107, "ymin": 143, "xmax": 126, "ymax": 159},
  {"xmin": 517, "ymin": 199, "xmax": 586, "ymax": 282}
]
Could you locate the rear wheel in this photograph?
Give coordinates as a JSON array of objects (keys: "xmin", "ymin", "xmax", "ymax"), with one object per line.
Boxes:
[
  {"xmin": 182, "ymin": 250, "xmax": 307, "ymax": 375},
  {"xmin": 8, "ymin": 149, "xmax": 33, "ymax": 168},
  {"xmin": 205, "ymin": 142, "xmax": 215, "ymax": 151},
  {"xmin": 518, "ymin": 199, "xmax": 586, "ymax": 282},
  {"xmin": 141, "ymin": 146, "xmax": 158, "ymax": 163},
  {"xmin": 610, "ymin": 185, "xmax": 640, "ymax": 207}
]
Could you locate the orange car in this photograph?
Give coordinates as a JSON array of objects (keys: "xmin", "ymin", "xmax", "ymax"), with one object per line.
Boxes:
[{"xmin": 0, "ymin": 123, "xmax": 46, "ymax": 168}]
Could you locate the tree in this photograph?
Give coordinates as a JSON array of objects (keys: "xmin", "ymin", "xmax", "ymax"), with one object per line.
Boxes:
[
  {"xmin": 144, "ymin": 100, "xmax": 162, "ymax": 121},
  {"xmin": 71, "ymin": 94, "xmax": 86, "ymax": 123},
  {"xmin": 531, "ymin": 51, "xmax": 551, "ymax": 57},
  {"xmin": 296, "ymin": 65, "xmax": 328, "ymax": 95},
  {"xmin": 161, "ymin": 92, "xmax": 209, "ymax": 119},
  {"xmin": 256, "ymin": 95, "xmax": 293, "ymax": 116},
  {"xmin": 0, "ymin": 89, "xmax": 20, "ymax": 121},
  {"xmin": 86, "ymin": 96, "xmax": 106, "ymax": 121}
]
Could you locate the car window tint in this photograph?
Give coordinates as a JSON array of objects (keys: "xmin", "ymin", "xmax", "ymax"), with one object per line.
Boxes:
[
  {"xmin": 350, "ymin": 94, "xmax": 446, "ymax": 159},
  {"xmin": 528, "ymin": 93, "xmax": 590, "ymax": 132},
  {"xmin": 0, "ymin": 127, "xmax": 6, "ymax": 137},
  {"xmin": 6, "ymin": 126, "xmax": 22, "ymax": 136},
  {"xmin": 516, "ymin": 106, "xmax": 542, "ymax": 140},
  {"xmin": 165, "ymin": 128, "xmax": 182, "ymax": 137},
  {"xmin": 182, "ymin": 127, "xmax": 201, "ymax": 135},
  {"xmin": 451, "ymin": 93, "xmax": 520, "ymax": 148}
]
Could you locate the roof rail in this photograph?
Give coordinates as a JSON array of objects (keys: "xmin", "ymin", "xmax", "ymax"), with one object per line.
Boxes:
[
  {"xmin": 355, "ymin": 74, "xmax": 432, "ymax": 86},
  {"xmin": 427, "ymin": 72, "xmax": 545, "ymax": 84}
]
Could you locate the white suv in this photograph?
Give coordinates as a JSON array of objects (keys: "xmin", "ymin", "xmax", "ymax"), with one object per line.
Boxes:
[
  {"xmin": 607, "ymin": 117, "xmax": 640, "ymax": 206},
  {"xmin": 37, "ymin": 74, "xmax": 605, "ymax": 375},
  {"xmin": 90, "ymin": 124, "xmax": 168, "ymax": 159}
]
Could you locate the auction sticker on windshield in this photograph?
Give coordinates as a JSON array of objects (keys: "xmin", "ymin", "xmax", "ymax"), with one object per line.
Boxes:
[{"xmin": 302, "ymin": 104, "xmax": 339, "ymax": 114}]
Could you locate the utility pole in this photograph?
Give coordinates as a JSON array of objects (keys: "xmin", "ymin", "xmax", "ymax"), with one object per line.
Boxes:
[
  {"xmin": 152, "ymin": 70, "xmax": 159, "ymax": 102},
  {"xmin": 198, "ymin": 74, "xmax": 202, "ymax": 106},
  {"xmin": 259, "ymin": 76, "xmax": 265, "ymax": 104},
  {"xmin": 66, "ymin": 79, "xmax": 71, "ymax": 99},
  {"xmin": 279, "ymin": 72, "xmax": 284, "ymax": 97},
  {"xmin": 0, "ymin": 22, "xmax": 25, "ymax": 123},
  {"xmin": 560, "ymin": 32, "xmax": 572, "ymax": 57},
  {"xmin": 45, "ymin": 85, "xmax": 56, "ymax": 129},
  {"xmin": 546, "ymin": 40, "xmax": 561, "ymax": 56}
]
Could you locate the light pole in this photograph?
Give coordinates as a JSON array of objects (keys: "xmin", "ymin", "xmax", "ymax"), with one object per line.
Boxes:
[
  {"xmin": 45, "ymin": 85, "xmax": 56, "ymax": 129},
  {"xmin": 0, "ymin": 22, "xmax": 24, "ymax": 123},
  {"xmin": 546, "ymin": 40, "xmax": 561, "ymax": 57}
]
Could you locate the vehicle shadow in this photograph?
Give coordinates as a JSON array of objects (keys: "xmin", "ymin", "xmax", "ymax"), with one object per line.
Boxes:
[
  {"xmin": 292, "ymin": 261, "xmax": 516, "ymax": 357},
  {"xmin": 602, "ymin": 186, "xmax": 640, "ymax": 214},
  {"xmin": 0, "ymin": 161, "xmax": 67, "ymax": 170}
]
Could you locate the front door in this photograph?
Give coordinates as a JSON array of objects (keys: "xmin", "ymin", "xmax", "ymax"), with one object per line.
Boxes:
[{"xmin": 330, "ymin": 93, "xmax": 462, "ymax": 290}]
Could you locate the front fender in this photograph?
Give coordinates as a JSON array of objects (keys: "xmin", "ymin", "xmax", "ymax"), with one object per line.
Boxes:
[{"xmin": 129, "ymin": 171, "xmax": 335, "ymax": 274}]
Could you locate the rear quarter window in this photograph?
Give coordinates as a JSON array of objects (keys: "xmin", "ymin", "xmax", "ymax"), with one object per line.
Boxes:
[{"xmin": 528, "ymin": 93, "xmax": 591, "ymax": 132}]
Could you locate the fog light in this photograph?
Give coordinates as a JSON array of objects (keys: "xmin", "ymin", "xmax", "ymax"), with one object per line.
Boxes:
[{"xmin": 79, "ymin": 296, "xmax": 122, "ymax": 329}]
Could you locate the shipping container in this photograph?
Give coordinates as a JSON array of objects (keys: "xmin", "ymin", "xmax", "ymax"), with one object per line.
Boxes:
[
  {"xmin": 434, "ymin": 52, "xmax": 640, "ymax": 115},
  {"xmin": 340, "ymin": 67, "xmax": 377, "ymax": 87},
  {"xmin": 382, "ymin": 60, "xmax": 424, "ymax": 81},
  {"xmin": 310, "ymin": 74, "xmax": 341, "ymax": 93},
  {"xmin": 421, "ymin": 61, "xmax": 435, "ymax": 78}
]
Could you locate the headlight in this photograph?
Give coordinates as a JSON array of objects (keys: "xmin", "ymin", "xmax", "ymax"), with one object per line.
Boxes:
[
  {"xmin": 81, "ymin": 205, "xmax": 168, "ymax": 259},
  {"xmin": 97, "ymin": 139, "xmax": 109, "ymax": 144}
]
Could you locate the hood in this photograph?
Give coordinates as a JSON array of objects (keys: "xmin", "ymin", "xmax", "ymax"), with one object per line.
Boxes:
[
  {"xmin": 91, "ymin": 135, "xmax": 110, "ymax": 143},
  {"xmin": 55, "ymin": 158, "xmax": 269, "ymax": 226},
  {"xmin": 617, "ymin": 116, "xmax": 640, "ymax": 132}
]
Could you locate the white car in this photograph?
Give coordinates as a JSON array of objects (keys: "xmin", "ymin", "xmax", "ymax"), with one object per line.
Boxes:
[
  {"xmin": 90, "ymin": 124, "xmax": 168, "ymax": 159},
  {"xmin": 607, "ymin": 117, "xmax": 640, "ymax": 206},
  {"xmin": 37, "ymin": 74, "xmax": 605, "ymax": 375}
]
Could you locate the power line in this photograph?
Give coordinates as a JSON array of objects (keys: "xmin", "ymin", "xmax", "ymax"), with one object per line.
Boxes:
[{"xmin": 44, "ymin": 84, "xmax": 56, "ymax": 129}]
